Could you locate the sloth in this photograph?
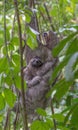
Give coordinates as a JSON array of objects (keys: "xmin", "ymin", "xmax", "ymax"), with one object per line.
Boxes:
[
  {"xmin": 22, "ymin": 57, "xmax": 57, "ymax": 119},
  {"xmin": 13, "ymin": 30, "xmax": 59, "ymax": 122},
  {"xmin": 23, "ymin": 56, "xmax": 54, "ymax": 121},
  {"xmin": 13, "ymin": 55, "xmax": 58, "ymax": 123},
  {"xmin": 24, "ymin": 43, "xmax": 53, "ymax": 65},
  {"xmin": 23, "ymin": 56, "xmax": 57, "ymax": 87},
  {"xmin": 13, "ymin": 56, "xmax": 55, "ymax": 122}
]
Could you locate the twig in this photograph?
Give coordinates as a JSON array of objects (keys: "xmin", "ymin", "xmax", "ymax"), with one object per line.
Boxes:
[
  {"xmin": 4, "ymin": 0, "xmax": 9, "ymax": 58},
  {"xmin": 38, "ymin": 6, "xmax": 48, "ymax": 27},
  {"xmin": 4, "ymin": 0, "xmax": 17, "ymax": 86},
  {"xmin": 13, "ymin": 103, "xmax": 19, "ymax": 130},
  {"xmin": 11, "ymin": 11, "xmax": 16, "ymax": 39},
  {"xmin": 44, "ymin": 3, "xmax": 55, "ymax": 31},
  {"xmin": 13, "ymin": 0, "xmax": 28, "ymax": 130},
  {"xmin": 50, "ymin": 67, "xmax": 61, "ymax": 130},
  {"xmin": 50, "ymin": 72, "xmax": 62, "ymax": 130},
  {"xmin": 4, "ymin": 2, "xmax": 11, "ymax": 129},
  {"xmin": 4, "ymin": 108, "xmax": 11, "ymax": 130},
  {"xmin": 51, "ymin": 99, "xmax": 57, "ymax": 130},
  {"xmin": 28, "ymin": 0, "xmax": 41, "ymax": 44},
  {"xmin": 28, "ymin": 0, "xmax": 39, "ymax": 32},
  {"xmin": 28, "ymin": 0, "xmax": 33, "ymax": 8},
  {"xmin": 32, "ymin": 0, "xmax": 41, "ymax": 40}
]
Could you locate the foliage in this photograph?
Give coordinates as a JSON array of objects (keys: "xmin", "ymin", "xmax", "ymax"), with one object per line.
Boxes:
[{"xmin": 0, "ymin": 0, "xmax": 78, "ymax": 130}]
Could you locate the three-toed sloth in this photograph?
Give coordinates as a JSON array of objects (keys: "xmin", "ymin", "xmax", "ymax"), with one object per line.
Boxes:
[
  {"xmin": 23, "ymin": 56, "xmax": 57, "ymax": 108},
  {"xmin": 23, "ymin": 56, "xmax": 57, "ymax": 87},
  {"xmin": 13, "ymin": 30, "xmax": 59, "ymax": 122}
]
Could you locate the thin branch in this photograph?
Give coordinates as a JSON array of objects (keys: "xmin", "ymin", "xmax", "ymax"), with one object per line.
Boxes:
[
  {"xmin": 13, "ymin": 0, "xmax": 28, "ymax": 130},
  {"xmin": 38, "ymin": 7, "xmax": 48, "ymax": 27},
  {"xmin": 13, "ymin": 104, "xmax": 19, "ymax": 130},
  {"xmin": 4, "ymin": 2, "xmax": 11, "ymax": 129},
  {"xmin": 4, "ymin": 0, "xmax": 17, "ymax": 86},
  {"xmin": 4, "ymin": 108, "xmax": 11, "ymax": 130},
  {"xmin": 4, "ymin": 0, "xmax": 9, "ymax": 58},
  {"xmin": 28, "ymin": 0, "xmax": 33, "ymax": 8},
  {"xmin": 11, "ymin": 11, "xmax": 16, "ymax": 39},
  {"xmin": 28, "ymin": 0, "xmax": 39, "ymax": 32},
  {"xmin": 50, "ymin": 68, "xmax": 61, "ymax": 130},
  {"xmin": 50, "ymin": 72, "xmax": 61, "ymax": 130},
  {"xmin": 51, "ymin": 99, "xmax": 57, "ymax": 130},
  {"xmin": 44, "ymin": 3, "xmax": 55, "ymax": 31},
  {"xmin": 32, "ymin": 0, "xmax": 41, "ymax": 41}
]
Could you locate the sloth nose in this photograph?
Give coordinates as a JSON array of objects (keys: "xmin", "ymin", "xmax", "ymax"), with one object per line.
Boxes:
[{"xmin": 43, "ymin": 32, "xmax": 47, "ymax": 37}]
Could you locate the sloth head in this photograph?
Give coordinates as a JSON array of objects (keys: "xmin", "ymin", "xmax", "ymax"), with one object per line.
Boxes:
[{"xmin": 30, "ymin": 56, "xmax": 43, "ymax": 68}]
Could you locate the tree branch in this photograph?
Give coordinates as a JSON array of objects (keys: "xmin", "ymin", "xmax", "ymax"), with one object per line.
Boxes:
[
  {"xmin": 11, "ymin": 11, "xmax": 16, "ymax": 39},
  {"xmin": 4, "ymin": 108, "xmax": 11, "ymax": 130},
  {"xmin": 13, "ymin": 0, "xmax": 28, "ymax": 130},
  {"xmin": 51, "ymin": 99, "xmax": 57, "ymax": 130},
  {"xmin": 44, "ymin": 3, "xmax": 55, "ymax": 31},
  {"xmin": 4, "ymin": 0, "xmax": 9, "ymax": 58}
]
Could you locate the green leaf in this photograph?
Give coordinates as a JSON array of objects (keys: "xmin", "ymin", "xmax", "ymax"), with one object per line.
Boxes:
[
  {"xmin": 71, "ymin": 104, "xmax": 78, "ymax": 129},
  {"xmin": 38, "ymin": 5, "xmax": 45, "ymax": 13},
  {"xmin": 0, "ymin": 73, "xmax": 3, "ymax": 87},
  {"xmin": 4, "ymin": 74, "xmax": 13, "ymax": 86},
  {"xmin": 25, "ymin": 7, "xmax": 33, "ymax": 18},
  {"xmin": 25, "ymin": 13, "xmax": 31, "ymax": 23},
  {"xmin": 0, "ymin": 38, "xmax": 4, "ymax": 47},
  {"xmin": 50, "ymin": 6, "xmax": 58, "ymax": 16},
  {"xmin": 46, "ymin": 118, "xmax": 54, "ymax": 128},
  {"xmin": 58, "ymin": 126, "xmax": 69, "ymax": 130},
  {"xmin": 12, "ymin": 53, "xmax": 20, "ymax": 64},
  {"xmin": 64, "ymin": 53, "xmax": 78, "ymax": 81},
  {"xmin": 50, "ymin": 55, "xmax": 70, "ymax": 84},
  {"xmin": 66, "ymin": 37, "xmax": 78, "ymax": 55},
  {"xmin": 14, "ymin": 75, "xmax": 26, "ymax": 90},
  {"xmin": 11, "ymin": 37, "xmax": 19, "ymax": 46},
  {"xmin": 52, "ymin": 113, "xmax": 65, "ymax": 122},
  {"xmin": 31, "ymin": 120, "xmax": 50, "ymax": 130},
  {"xmin": 72, "ymin": 0, "xmax": 78, "ymax": 3},
  {"xmin": 52, "ymin": 32, "xmax": 77, "ymax": 57},
  {"xmin": 64, "ymin": 103, "xmax": 78, "ymax": 125},
  {"xmin": 0, "ymin": 114, "xmax": 3, "ymax": 122},
  {"xmin": 48, "ymin": 79, "xmax": 72, "ymax": 100},
  {"xmin": 36, "ymin": 108, "xmax": 47, "ymax": 116},
  {"xmin": 66, "ymin": 95, "xmax": 72, "ymax": 106},
  {"xmin": 26, "ymin": 27, "xmax": 38, "ymax": 49},
  {"xmin": 15, "ymin": 76, "xmax": 21, "ymax": 89},
  {"xmin": 27, "ymin": 35, "xmax": 38, "ymax": 49},
  {"xmin": 0, "ymin": 94, "xmax": 5, "ymax": 110},
  {"xmin": 72, "ymin": 98, "xmax": 78, "ymax": 104},
  {"xmin": 12, "ymin": 54, "xmax": 20, "ymax": 73},
  {"xmin": 0, "ymin": 57, "xmax": 9, "ymax": 73},
  {"xmin": 55, "ymin": 79, "xmax": 72, "ymax": 100},
  {"xmin": 6, "ymin": 29, "xmax": 10, "ymax": 40},
  {"xmin": 4, "ymin": 88, "xmax": 16, "ymax": 108}
]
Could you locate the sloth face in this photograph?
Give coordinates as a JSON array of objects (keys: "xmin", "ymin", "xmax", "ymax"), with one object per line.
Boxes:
[{"xmin": 31, "ymin": 56, "xmax": 43, "ymax": 68}]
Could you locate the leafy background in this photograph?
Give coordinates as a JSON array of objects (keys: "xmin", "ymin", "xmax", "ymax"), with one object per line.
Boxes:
[{"xmin": 0, "ymin": 0, "xmax": 78, "ymax": 130}]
